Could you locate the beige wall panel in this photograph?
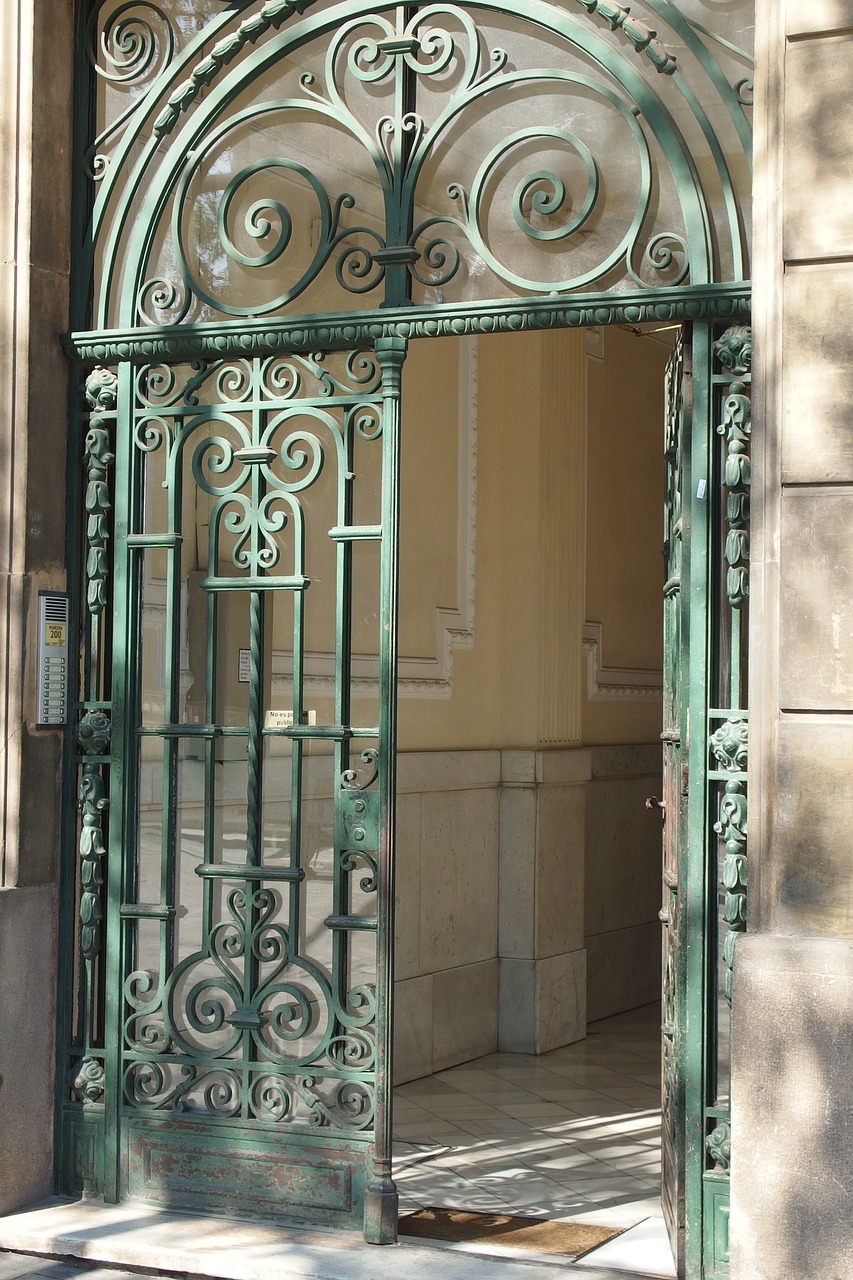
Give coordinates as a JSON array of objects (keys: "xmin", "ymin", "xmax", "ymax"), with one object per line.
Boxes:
[
  {"xmin": 732, "ymin": 936, "xmax": 853, "ymax": 1279},
  {"xmin": 769, "ymin": 720, "xmax": 853, "ymax": 934},
  {"xmin": 784, "ymin": 37, "xmax": 853, "ymax": 260},
  {"xmin": 583, "ymin": 328, "xmax": 666, "ymax": 746},
  {"xmin": 432, "ymin": 959, "xmax": 499, "ymax": 1072},
  {"xmin": 778, "ymin": 489, "xmax": 853, "ymax": 709},
  {"xmin": 0, "ymin": 886, "xmax": 56, "ymax": 1213},
  {"xmin": 498, "ymin": 783, "xmax": 536, "ymax": 958},
  {"xmin": 785, "ymin": 0, "xmax": 853, "ymax": 35},
  {"xmin": 535, "ymin": 784, "xmax": 586, "ymax": 957},
  {"xmin": 393, "ymin": 974, "xmax": 434, "ymax": 1086},
  {"xmin": 781, "ymin": 266, "xmax": 853, "ymax": 482},
  {"xmin": 584, "ymin": 758, "xmax": 661, "ymax": 938},
  {"xmin": 394, "ymin": 792, "xmax": 422, "ymax": 983},
  {"xmin": 536, "ymin": 949, "xmax": 586, "ymax": 1052},
  {"xmin": 586, "ymin": 922, "xmax": 660, "ymax": 1023},
  {"xmin": 585, "ymin": 328, "xmax": 667, "ymax": 672},
  {"xmin": 417, "ymin": 787, "xmax": 498, "ymax": 972}
]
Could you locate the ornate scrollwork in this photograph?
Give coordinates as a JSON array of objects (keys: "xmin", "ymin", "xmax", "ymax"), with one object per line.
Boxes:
[
  {"xmin": 706, "ymin": 1121, "xmax": 731, "ymax": 1171},
  {"xmin": 77, "ymin": 711, "xmax": 112, "ymax": 963},
  {"xmin": 125, "ymin": 2, "xmax": 720, "ymax": 323},
  {"xmin": 71, "ymin": 1055, "xmax": 106, "ymax": 1103},
  {"xmin": 571, "ymin": 1, "xmax": 678, "ymax": 75},
  {"xmin": 716, "ymin": 777, "xmax": 747, "ymax": 1003},
  {"xmin": 84, "ymin": 368, "xmax": 117, "ymax": 618},
  {"xmin": 710, "ymin": 718, "xmax": 748, "ymax": 772},
  {"xmin": 713, "ymin": 324, "xmax": 752, "ymax": 376},
  {"xmin": 717, "ymin": 372, "xmax": 752, "ymax": 608}
]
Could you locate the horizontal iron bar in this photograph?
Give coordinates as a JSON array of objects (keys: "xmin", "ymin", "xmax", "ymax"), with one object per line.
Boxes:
[
  {"xmin": 126, "ymin": 533, "xmax": 183, "ymax": 548},
  {"xmin": 138, "ymin": 723, "xmax": 222, "ymax": 737},
  {"xmin": 233, "ymin": 446, "xmax": 277, "ymax": 464},
  {"xmin": 200, "ymin": 576, "xmax": 310, "ymax": 592},
  {"xmin": 282, "ymin": 725, "xmax": 379, "ymax": 740},
  {"xmin": 62, "ymin": 284, "xmax": 751, "ymax": 364},
  {"xmin": 119, "ymin": 1051, "xmax": 375, "ymax": 1085},
  {"xmin": 195, "ymin": 863, "xmax": 306, "ymax": 882},
  {"xmin": 198, "ymin": 576, "xmax": 308, "ymax": 588},
  {"xmin": 709, "ymin": 708, "xmax": 750, "ymax": 719},
  {"xmin": 120, "ymin": 903, "xmax": 177, "ymax": 919},
  {"xmin": 328, "ymin": 525, "xmax": 383, "ymax": 541},
  {"xmin": 376, "ymin": 36, "xmax": 420, "ymax": 55},
  {"xmin": 324, "ymin": 915, "xmax": 378, "ymax": 932}
]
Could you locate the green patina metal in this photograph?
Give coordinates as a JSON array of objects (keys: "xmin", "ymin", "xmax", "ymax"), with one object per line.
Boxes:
[{"xmin": 57, "ymin": 0, "xmax": 753, "ymax": 1269}]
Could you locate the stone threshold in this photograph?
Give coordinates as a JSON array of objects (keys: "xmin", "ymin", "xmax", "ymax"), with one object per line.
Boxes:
[{"xmin": 0, "ymin": 1198, "xmax": 665, "ymax": 1280}]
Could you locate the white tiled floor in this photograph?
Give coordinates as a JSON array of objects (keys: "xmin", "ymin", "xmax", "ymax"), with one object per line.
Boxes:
[{"xmin": 393, "ymin": 1003, "xmax": 675, "ymax": 1276}]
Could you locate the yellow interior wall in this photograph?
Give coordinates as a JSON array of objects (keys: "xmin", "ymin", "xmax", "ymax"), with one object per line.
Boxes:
[
  {"xmin": 583, "ymin": 327, "xmax": 668, "ymax": 744},
  {"xmin": 163, "ymin": 327, "xmax": 667, "ymax": 752},
  {"xmin": 397, "ymin": 326, "xmax": 666, "ymax": 753}
]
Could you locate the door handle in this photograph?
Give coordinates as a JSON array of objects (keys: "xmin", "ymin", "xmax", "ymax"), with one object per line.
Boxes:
[{"xmin": 645, "ymin": 795, "xmax": 666, "ymax": 813}]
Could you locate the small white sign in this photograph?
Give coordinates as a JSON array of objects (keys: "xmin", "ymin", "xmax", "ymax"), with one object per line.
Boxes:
[
  {"xmin": 238, "ymin": 649, "xmax": 251, "ymax": 683},
  {"xmin": 266, "ymin": 709, "xmax": 295, "ymax": 730},
  {"xmin": 264, "ymin": 709, "xmax": 317, "ymax": 730}
]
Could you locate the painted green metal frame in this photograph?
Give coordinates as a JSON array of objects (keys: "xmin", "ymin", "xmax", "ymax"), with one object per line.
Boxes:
[{"xmin": 56, "ymin": 0, "xmax": 753, "ymax": 1269}]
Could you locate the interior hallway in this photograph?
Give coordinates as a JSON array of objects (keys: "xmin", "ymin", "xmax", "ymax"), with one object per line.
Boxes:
[{"xmin": 394, "ymin": 1003, "xmax": 674, "ymax": 1275}]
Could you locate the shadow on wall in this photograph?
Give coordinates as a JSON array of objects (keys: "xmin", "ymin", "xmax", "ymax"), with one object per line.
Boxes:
[{"xmin": 731, "ymin": 936, "xmax": 853, "ymax": 1280}]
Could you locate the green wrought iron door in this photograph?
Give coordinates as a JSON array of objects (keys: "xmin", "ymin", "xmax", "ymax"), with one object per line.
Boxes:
[
  {"xmin": 60, "ymin": 0, "xmax": 753, "ymax": 1262},
  {"xmin": 63, "ymin": 340, "xmax": 406, "ymax": 1241},
  {"xmin": 660, "ymin": 327, "xmax": 689, "ymax": 1270},
  {"xmin": 659, "ymin": 322, "xmax": 751, "ymax": 1280}
]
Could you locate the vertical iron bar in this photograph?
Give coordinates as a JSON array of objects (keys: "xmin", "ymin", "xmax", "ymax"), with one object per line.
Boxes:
[
  {"xmin": 363, "ymin": 336, "xmax": 406, "ymax": 1245},
  {"xmin": 382, "ymin": 5, "xmax": 418, "ymax": 309},
  {"xmin": 332, "ymin": 398, "xmax": 355, "ymax": 1039},
  {"xmin": 684, "ymin": 321, "xmax": 712, "ymax": 1280},
  {"xmin": 102, "ymin": 361, "xmax": 137, "ymax": 1202}
]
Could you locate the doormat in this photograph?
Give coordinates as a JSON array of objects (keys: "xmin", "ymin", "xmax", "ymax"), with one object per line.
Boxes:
[{"xmin": 398, "ymin": 1207, "xmax": 622, "ymax": 1257}]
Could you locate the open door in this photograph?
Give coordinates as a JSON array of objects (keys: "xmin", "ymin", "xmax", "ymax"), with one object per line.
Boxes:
[{"xmin": 660, "ymin": 323, "xmax": 751, "ymax": 1279}]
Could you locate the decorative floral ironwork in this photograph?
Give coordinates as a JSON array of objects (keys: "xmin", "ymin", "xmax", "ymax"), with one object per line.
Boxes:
[
  {"xmin": 71, "ymin": 1055, "xmax": 106, "ymax": 1103},
  {"xmin": 715, "ymin": 775, "xmax": 748, "ymax": 1003},
  {"xmin": 570, "ymin": 1, "xmax": 678, "ymax": 75},
  {"xmin": 84, "ymin": 368, "xmax": 117, "ymax": 617},
  {"xmin": 77, "ymin": 712, "xmax": 111, "ymax": 963},
  {"xmin": 710, "ymin": 717, "xmax": 748, "ymax": 772},
  {"xmin": 713, "ymin": 324, "xmax": 752, "ymax": 376},
  {"xmin": 68, "ymin": 288, "xmax": 751, "ymax": 366},
  {"xmin": 717, "ymin": 362, "xmax": 752, "ymax": 608},
  {"xmin": 80, "ymin": 0, "xmax": 753, "ymax": 327},
  {"xmin": 706, "ymin": 1121, "xmax": 731, "ymax": 1171},
  {"xmin": 117, "ymin": 350, "xmax": 384, "ymax": 1135}
]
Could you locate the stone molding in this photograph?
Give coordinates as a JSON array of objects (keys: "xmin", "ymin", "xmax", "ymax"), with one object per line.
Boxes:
[{"xmin": 582, "ymin": 620, "xmax": 663, "ymax": 700}]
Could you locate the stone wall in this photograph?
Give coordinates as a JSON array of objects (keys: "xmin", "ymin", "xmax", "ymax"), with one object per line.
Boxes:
[
  {"xmin": 0, "ymin": 0, "xmax": 73, "ymax": 1212},
  {"xmin": 585, "ymin": 745, "xmax": 661, "ymax": 1023},
  {"xmin": 732, "ymin": 3, "xmax": 853, "ymax": 1276}
]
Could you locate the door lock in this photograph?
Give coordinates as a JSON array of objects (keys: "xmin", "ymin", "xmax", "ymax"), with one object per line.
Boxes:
[{"xmin": 645, "ymin": 796, "xmax": 665, "ymax": 813}]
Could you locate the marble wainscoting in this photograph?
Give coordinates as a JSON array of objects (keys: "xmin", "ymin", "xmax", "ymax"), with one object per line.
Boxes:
[
  {"xmin": 394, "ymin": 751, "xmax": 502, "ymax": 1085},
  {"xmin": 584, "ymin": 746, "xmax": 662, "ymax": 1024}
]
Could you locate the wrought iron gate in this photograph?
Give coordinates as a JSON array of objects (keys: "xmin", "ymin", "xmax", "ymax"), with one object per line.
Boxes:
[
  {"xmin": 659, "ymin": 322, "xmax": 751, "ymax": 1279},
  {"xmin": 59, "ymin": 0, "xmax": 753, "ymax": 1263},
  {"xmin": 62, "ymin": 341, "xmax": 406, "ymax": 1239}
]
